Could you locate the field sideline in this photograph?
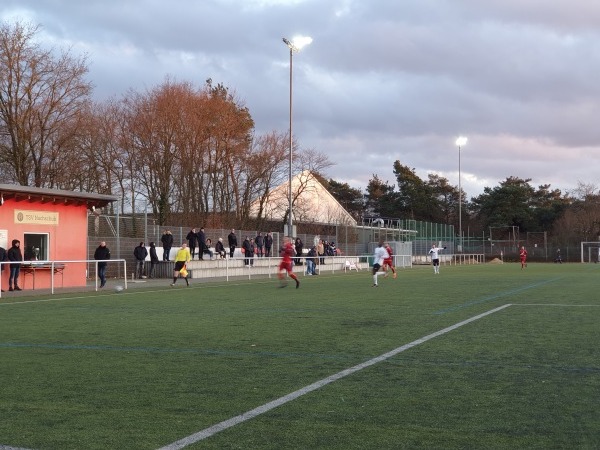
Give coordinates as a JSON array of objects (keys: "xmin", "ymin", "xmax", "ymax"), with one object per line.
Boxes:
[{"xmin": 1, "ymin": 263, "xmax": 599, "ymax": 449}]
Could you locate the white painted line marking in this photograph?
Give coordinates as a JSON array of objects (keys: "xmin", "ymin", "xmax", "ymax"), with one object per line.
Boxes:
[{"xmin": 158, "ymin": 304, "xmax": 512, "ymax": 449}]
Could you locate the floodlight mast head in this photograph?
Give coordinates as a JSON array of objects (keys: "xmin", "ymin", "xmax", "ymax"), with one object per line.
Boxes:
[
  {"xmin": 282, "ymin": 36, "xmax": 313, "ymax": 53},
  {"xmin": 455, "ymin": 136, "xmax": 468, "ymax": 147}
]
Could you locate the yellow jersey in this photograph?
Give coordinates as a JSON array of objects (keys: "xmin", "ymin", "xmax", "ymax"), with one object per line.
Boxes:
[{"xmin": 175, "ymin": 247, "xmax": 191, "ymax": 263}]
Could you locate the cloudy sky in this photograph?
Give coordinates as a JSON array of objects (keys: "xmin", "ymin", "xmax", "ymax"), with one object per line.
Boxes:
[{"xmin": 2, "ymin": 0, "xmax": 600, "ymax": 200}]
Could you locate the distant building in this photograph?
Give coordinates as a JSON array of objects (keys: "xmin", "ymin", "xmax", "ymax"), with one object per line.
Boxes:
[
  {"xmin": 249, "ymin": 170, "xmax": 357, "ymax": 227},
  {"xmin": 0, "ymin": 184, "xmax": 117, "ymax": 290}
]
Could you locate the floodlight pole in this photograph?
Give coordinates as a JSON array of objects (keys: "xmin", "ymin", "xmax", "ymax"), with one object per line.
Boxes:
[
  {"xmin": 282, "ymin": 36, "xmax": 311, "ymax": 237},
  {"xmin": 283, "ymin": 38, "xmax": 294, "ymax": 238},
  {"xmin": 455, "ymin": 137, "xmax": 468, "ymax": 252}
]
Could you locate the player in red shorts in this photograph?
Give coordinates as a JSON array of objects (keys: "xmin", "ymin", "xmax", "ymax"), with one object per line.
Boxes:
[
  {"xmin": 278, "ymin": 236, "xmax": 300, "ymax": 288},
  {"xmin": 519, "ymin": 246, "xmax": 528, "ymax": 269},
  {"xmin": 383, "ymin": 243, "xmax": 397, "ymax": 279}
]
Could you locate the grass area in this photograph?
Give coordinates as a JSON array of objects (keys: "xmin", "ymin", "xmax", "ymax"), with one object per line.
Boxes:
[{"xmin": 1, "ymin": 262, "xmax": 599, "ymax": 449}]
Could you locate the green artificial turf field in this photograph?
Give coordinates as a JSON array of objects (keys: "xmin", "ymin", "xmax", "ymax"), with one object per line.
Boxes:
[{"xmin": 1, "ymin": 263, "xmax": 599, "ymax": 449}]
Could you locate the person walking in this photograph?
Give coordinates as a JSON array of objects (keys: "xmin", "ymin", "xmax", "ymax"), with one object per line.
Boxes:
[
  {"xmin": 93, "ymin": 241, "xmax": 111, "ymax": 288},
  {"xmin": 148, "ymin": 242, "xmax": 159, "ymax": 278},
  {"xmin": 428, "ymin": 243, "xmax": 447, "ymax": 274},
  {"xmin": 171, "ymin": 242, "xmax": 191, "ymax": 287},
  {"xmin": 278, "ymin": 236, "xmax": 300, "ymax": 288},
  {"xmin": 7, "ymin": 239, "xmax": 23, "ymax": 291},
  {"xmin": 186, "ymin": 228, "xmax": 198, "ymax": 260},
  {"xmin": 264, "ymin": 232, "xmax": 273, "ymax": 257},
  {"xmin": 133, "ymin": 242, "xmax": 148, "ymax": 279},
  {"xmin": 161, "ymin": 230, "xmax": 173, "ymax": 261},
  {"xmin": 372, "ymin": 241, "xmax": 388, "ymax": 287},
  {"xmin": 227, "ymin": 229, "xmax": 238, "ymax": 258}
]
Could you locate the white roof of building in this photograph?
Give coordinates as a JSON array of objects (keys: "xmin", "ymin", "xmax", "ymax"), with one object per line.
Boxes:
[{"xmin": 250, "ymin": 170, "xmax": 357, "ymax": 226}]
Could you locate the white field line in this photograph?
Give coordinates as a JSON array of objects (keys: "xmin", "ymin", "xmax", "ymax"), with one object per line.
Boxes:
[{"xmin": 158, "ymin": 303, "xmax": 512, "ymax": 450}]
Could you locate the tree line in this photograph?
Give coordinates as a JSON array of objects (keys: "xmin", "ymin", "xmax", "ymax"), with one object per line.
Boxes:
[{"xmin": 1, "ymin": 21, "xmax": 599, "ymax": 248}]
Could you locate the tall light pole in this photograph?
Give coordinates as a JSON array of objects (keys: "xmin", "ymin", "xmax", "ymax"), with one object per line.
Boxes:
[
  {"xmin": 282, "ymin": 36, "xmax": 312, "ymax": 237},
  {"xmin": 455, "ymin": 136, "xmax": 468, "ymax": 252}
]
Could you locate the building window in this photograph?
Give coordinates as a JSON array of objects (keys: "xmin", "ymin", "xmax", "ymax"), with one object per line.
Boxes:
[{"xmin": 23, "ymin": 233, "xmax": 49, "ymax": 261}]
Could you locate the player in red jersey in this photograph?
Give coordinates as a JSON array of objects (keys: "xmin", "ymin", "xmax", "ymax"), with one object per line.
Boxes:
[
  {"xmin": 383, "ymin": 243, "xmax": 397, "ymax": 279},
  {"xmin": 519, "ymin": 246, "xmax": 528, "ymax": 269},
  {"xmin": 278, "ymin": 236, "xmax": 300, "ymax": 288}
]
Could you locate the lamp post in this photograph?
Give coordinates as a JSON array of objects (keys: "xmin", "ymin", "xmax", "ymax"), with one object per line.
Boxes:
[
  {"xmin": 282, "ymin": 36, "xmax": 312, "ymax": 237},
  {"xmin": 455, "ymin": 136, "xmax": 468, "ymax": 252}
]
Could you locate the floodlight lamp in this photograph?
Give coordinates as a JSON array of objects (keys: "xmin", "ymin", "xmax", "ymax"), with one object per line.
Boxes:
[
  {"xmin": 455, "ymin": 136, "xmax": 468, "ymax": 147},
  {"xmin": 283, "ymin": 36, "xmax": 313, "ymax": 52}
]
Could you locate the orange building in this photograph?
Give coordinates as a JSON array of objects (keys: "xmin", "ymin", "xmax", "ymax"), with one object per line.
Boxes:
[{"xmin": 0, "ymin": 184, "xmax": 117, "ymax": 291}]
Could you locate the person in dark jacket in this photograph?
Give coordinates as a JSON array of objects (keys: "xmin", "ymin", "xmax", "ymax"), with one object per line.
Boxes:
[
  {"xmin": 196, "ymin": 227, "xmax": 207, "ymax": 260},
  {"xmin": 215, "ymin": 238, "xmax": 226, "ymax": 258},
  {"xmin": 0, "ymin": 245, "xmax": 7, "ymax": 292},
  {"xmin": 93, "ymin": 241, "xmax": 111, "ymax": 287},
  {"xmin": 7, "ymin": 239, "xmax": 23, "ymax": 291},
  {"xmin": 148, "ymin": 242, "xmax": 159, "ymax": 278},
  {"xmin": 242, "ymin": 237, "xmax": 253, "ymax": 266},
  {"xmin": 294, "ymin": 237, "xmax": 304, "ymax": 265},
  {"xmin": 133, "ymin": 242, "xmax": 148, "ymax": 279},
  {"xmin": 186, "ymin": 228, "xmax": 198, "ymax": 260},
  {"xmin": 227, "ymin": 229, "xmax": 238, "ymax": 258},
  {"xmin": 161, "ymin": 230, "xmax": 173, "ymax": 261},
  {"xmin": 255, "ymin": 232, "xmax": 264, "ymax": 257},
  {"xmin": 264, "ymin": 232, "xmax": 273, "ymax": 257}
]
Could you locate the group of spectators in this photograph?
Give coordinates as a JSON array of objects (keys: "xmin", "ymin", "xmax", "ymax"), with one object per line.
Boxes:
[{"xmin": 239, "ymin": 231, "xmax": 274, "ymax": 266}]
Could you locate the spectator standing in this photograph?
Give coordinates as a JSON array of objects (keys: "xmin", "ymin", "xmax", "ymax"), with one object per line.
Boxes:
[
  {"xmin": 93, "ymin": 241, "xmax": 111, "ymax": 288},
  {"xmin": 264, "ymin": 232, "xmax": 273, "ymax": 257},
  {"xmin": 148, "ymin": 242, "xmax": 159, "ymax": 278},
  {"xmin": 133, "ymin": 242, "xmax": 148, "ymax": 279},
  {"xmin": 306, "ymin": 246, "xmax": 318, "ymax": 275},
  {"xmin": 242, "ymin": 237, "xmax": 252, "ymax": 266},
  {"xmin": 161, "ymin": 230, "xmax": 173, "ymax": 261},
  {"xmin": 171, "ymin": 243, "xmax": 191, "ymax": 287},
  {"xmin": 228, "ymin": 229, "xmax": 238, "ymax": 258},
  {"xmin": 186, "ymin": 228, "xmax": 198, "ymax": 260},
  {"xmin": 317, "ymin": 239, "xmax": 325, "ymax": 265},
  {"xmin": 197, "ymin": 227, "xmax": 207, "ymax": 260},
  {"xmin": 294, "ymin": 237, "xmax": 304, "ymax": 265},
  {"xmin": 215, "ymin": 238, "xmax": 226, "ymax": 258},
  {"xmin": 7, "ymin": 239, "xmax": 23, "ymax": 291},
  {"xmin": 255, "ymin": 232, "xmax": 265, "ymax": 257}
]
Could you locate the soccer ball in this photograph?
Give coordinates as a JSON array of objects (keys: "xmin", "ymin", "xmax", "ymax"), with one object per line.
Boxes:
[{"xmin": 114, "ymin": 285, "xmax": 124, "ymax": 293}]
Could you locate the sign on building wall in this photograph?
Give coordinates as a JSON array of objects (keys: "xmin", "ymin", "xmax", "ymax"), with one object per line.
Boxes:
[
  {"xmin": 14, "ymin": 210, "xmax": 59, "ymax": 226},
  {"xmin": 0, "ymin": 229, "xmax": 7, "ymax": 249}
]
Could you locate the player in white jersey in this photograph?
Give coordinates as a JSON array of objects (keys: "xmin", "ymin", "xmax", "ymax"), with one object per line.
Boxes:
[
  {"xmin": 372, "ymin": 241, "xmax": 388, "ymax": 286},
  {"xmin": 428, "ymin": 243, "xmax": 447, "ymax": 274}
]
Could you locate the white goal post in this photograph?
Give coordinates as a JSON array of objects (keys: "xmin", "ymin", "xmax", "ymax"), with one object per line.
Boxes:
[{"xmin": 580, "ymin": 242, "xmax": 600, "ymax": 263}]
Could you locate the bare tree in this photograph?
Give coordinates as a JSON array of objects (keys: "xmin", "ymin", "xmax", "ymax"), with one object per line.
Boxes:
[{"xmin": 0, "ymin": 21, "xmax": 92, "ymax": 186}]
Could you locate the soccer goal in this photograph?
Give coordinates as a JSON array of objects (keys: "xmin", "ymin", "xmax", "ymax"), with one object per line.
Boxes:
[{"xmin": 580, "ymin": 242, "xmax": 600, "ymax": 263}]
